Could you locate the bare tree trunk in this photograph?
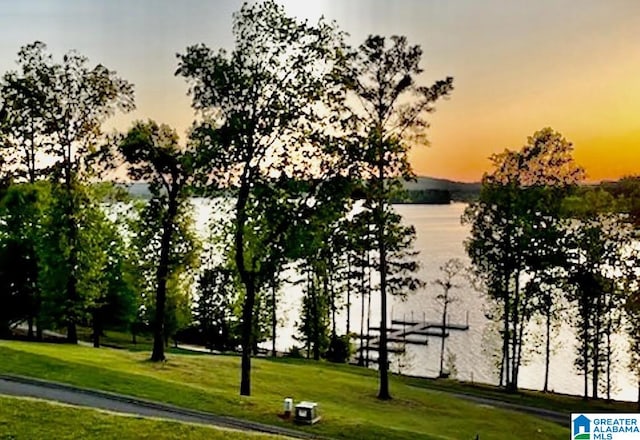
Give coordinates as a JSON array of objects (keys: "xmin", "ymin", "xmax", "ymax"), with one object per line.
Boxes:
[
  {"xmin": 313, "ymin": 273, "xmax": 321, "ymax": 361},
  {"xmin": 271, "ymin": 279, "xmax": 277, "ymax": 357},
  {"xmin": 543, "ymin": 300, "xmax": 551, "ymax": 392},
  {"xmin": 358, "ymin": 255, "xmax": 366, "ymax": 367},
  {"xmin": 235, "ymin": 176, "xmax": 255, "ymax": 396},
  {"xmin": 377, "ymin": 156, "xmax": 390, "ymax": 400},
  {"xmin": 604, "ymin": 292, "xmax": 616, "ymax": 402},
  {"xmin": 583, "ymin": 296, "xmax": 590, "ymax": 400},
  {"xmin": 28, "ymin": 118, "xmax": 37, "ymax": 183},
  {"xmin": 306, "ymin": 270, "xmax": 312, "ymax": 359},
  {"xmin": 346, "ymin": 256, "xmax": 351, "ymax": 335},
  {"xmin": 593, "ymin": 294, "xmax": 601, "ymax": 399},
  {"xmin": 606, "ymin": 315, "xmax": 612, "ymax": 402},
  {"xmin": 366, "ymin": 260, "xmax": 372, "ymax": 369},
  {"xmin": 64, "ymin": 138, "xmax": 79, "ymax": 345},
  {"xmin": 502, "ymin": 272, "xmax": 511, "ymax": 389},
  {"xmin": 27, "ymin": 123, "xmax": 38, "ymax": 343},
  {"xmin": 514, "ymin": 281, "xmax": 531, "ymax": 392},
  {"xmin": 66, "ymin": 209, "xmax": 79, "ymax": 344},
  {"xmin": 151, "ymin": 194, "xmax": 179, "ymax": 362},
  {"xmin": 330, "ymin": 267, "xmax": 337, "ymax": 336},
  {"xmin": 240, "ymin": 275, "xmax": 256, "ymax": 395},
  {"xmin": 498, "ymin": 348, "xmax": 505, "ymax": 387},
  {"xmin": 439, "ymin": 297, "xmax": 448, "ymax": 377},
  {"xmin": 509, "ymin": 268, "xmax": 520, "ymax": 392},
  {"xmin": 502, "ymin": 201, "xmax": 513, "ymax": 390}
]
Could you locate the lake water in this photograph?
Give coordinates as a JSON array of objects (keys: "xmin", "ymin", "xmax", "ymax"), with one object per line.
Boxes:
[{"xmin": 192, "ymin": 200, "xmax": 637, "ymax": 401}]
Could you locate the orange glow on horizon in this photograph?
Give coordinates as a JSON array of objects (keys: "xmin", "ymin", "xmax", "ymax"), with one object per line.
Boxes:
[{"xmin": 74, "ymin": 0, "xmax": 639, "ymax": 185}]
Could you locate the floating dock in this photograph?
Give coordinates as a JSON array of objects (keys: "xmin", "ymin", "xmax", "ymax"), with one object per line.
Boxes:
[{"xmin": 355, "ymin": 312, "xmax": 470, "ymax": 359}]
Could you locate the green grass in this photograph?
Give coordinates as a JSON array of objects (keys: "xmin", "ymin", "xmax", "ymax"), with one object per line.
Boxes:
[
  {"xmin": 0, "ymin": 395, "xmax": 282, "ymax": 439},
  {"xmin": 76, "ymin": 327, "xmax": 152, "ymax": 348},
  {"xmin": 400, "ymin": 375, "xmax": 638, "ymax": 414},
  {"xmin": 0, "ymin": 340, "xmax": 569, "ymax": 440},
  {"xmin": 75, "ymin": 328, "xmax": 198, "ymax": 355},
  {"xmin": 84, "ymin": 329, "xmax": 638, "ymax": 414}
]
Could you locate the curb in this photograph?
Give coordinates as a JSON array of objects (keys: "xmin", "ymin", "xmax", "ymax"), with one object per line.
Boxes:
[{"xmin": 0, "ymin": 374, "xmax": 330, "ymax": 439}]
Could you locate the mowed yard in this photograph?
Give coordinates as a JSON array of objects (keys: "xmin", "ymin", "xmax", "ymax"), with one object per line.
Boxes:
[
  {"xmin": 0, "ymin": 341, "xmax": 569, "ymax": 439},
  {"xmin": 0, "ymin": 395, "xmax": 285, "ymax": 440}
]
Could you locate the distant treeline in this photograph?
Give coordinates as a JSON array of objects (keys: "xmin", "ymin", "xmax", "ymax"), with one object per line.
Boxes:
[
  {"xmin": 137, "ymin": 178, "xmax": 480, "ymax": 205},
  {"xmin": 402, "ymin": 177, "xmax": 481, "ymax": 203},
  {"xmin": 563, "ymin": 176, "xmax": 640, "ymax": 225},
  {"xmin": 127, "ymin": 176, "xmax": 640, "ymax": 211},
  {"xmin": 391, "ymin": 189, "xmax": 451, "ymax": 204}
]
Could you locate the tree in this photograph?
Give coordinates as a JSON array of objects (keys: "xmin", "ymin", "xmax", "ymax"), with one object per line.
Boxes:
[
  {"xmin": 433, "ymin": 258, "xmax": 465, "ymax": 378},
  {"xmin": 0, "ymin": 183, "xmax": 47, "ymax": 338},
  {"xmin": 295, "ymin": 263, "xmax": 331, "ymax": 360},
  {"xmin": 623, "ymin": 260, "xmax": 640, "ymax": 409},
  {"xmin": 347, "ymin": 210, "xmax": 377, "ymax": 367},
  {"xmin": 528, "ymin": 270, "xmax": 565, "ymax": 393},
  {"xmin": 177, "ymin": 0, "xmax": 352, "ymax": 396},
  {"xmin": 289, "ymin": 184, "xmax": 358, "ymax": 362},
  {"xmin": 286, "ymin": 192, "xmax": 337, "ymax": 360},
  {"xmin": 565, "ymin": 214, "xmax": 631, "ymax": 400},
  {"xmin": 1, "ymin": 42, "xmax": 134, "ymax": 343},
  {"xmin": 607, "ymin": 175, "xmax": 640, "ymax": 227},
  {"xmin": 464, "ymin": 189, "xmax": 514, "ymax": 388},
  {"xmin": 267, "ymin": 271, "xmax": 283, "ymax": 357},
  {"xmin": 526, "ymin": 186, "xmax": 576, "ymax": 392},
  {"xmin": 86, "ymin": 205, "xmax": 137, "ymax": 348},
  {"xmin": 118, "ymin": 120, "xmax": 199, "ymax": 361},
  {"xmin": 36, "ymin": 184, "xmax": 115, "ymax": 340},
  {"xmin": 0, "ymin": 41, "xmax": 53, "ymax": 184},
  {"xmin": 0, "ymin": 241, "xmax": 33, "ymax": 336},
  {"xmin": 384, "ymin": 210, "xmax": 424, "ymax": 301},
  {"xmin": 561, "ymin": 180, "xmax": 634, "ymax": 401},
  {"xmin": 344, "ymin": 34, "xmax": 453, "ymax": 398},
  {"xmin": 559, "ymin": 186, "xmax": 624, "ymax": 397},
  {"xmin": 617, "ymin": 182, "xmax": 640, "ymax": 408},
  {"xmin": 194, "ymin": 266, "xmax": 240, "ymax": 351},
  {"xmin": 464, "ymin": 128, "xmax": 583, "ymax": 392}
]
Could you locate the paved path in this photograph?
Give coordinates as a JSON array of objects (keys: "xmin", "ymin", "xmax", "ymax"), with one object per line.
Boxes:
[
  {"xmin": 0, "ymin": 375, "xmax": 326, "ymax": 439},
  {"xmin": 0, "ymin": 372, "xmax": 568, "ymax": 438}
]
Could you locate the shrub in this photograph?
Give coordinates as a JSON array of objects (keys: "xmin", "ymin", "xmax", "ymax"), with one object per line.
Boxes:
[
  {"xmin": 287, "ymin": 345, "xmax": 304, "ymax": 358},
  {"xmin": 326, "ymin": 334, "xmax": 352, "ymax": 363}
]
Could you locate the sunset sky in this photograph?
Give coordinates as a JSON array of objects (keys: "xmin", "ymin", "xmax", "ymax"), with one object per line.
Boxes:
[{"xmin": 0, "ymin": 0, "xmax": 638, "ymax": 182}]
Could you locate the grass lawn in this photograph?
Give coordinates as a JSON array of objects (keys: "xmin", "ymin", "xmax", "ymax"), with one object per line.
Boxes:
[
  {"xmin": 69, "ymin": 329, "xmax": 640, "ymax": 415},
  {"xmin": 400, "ymin": 375, "xmax": 639, "ymax": 414},
  {"xmin": 0, "ymin": 395, "xmax": 282, "ymax": 439},
  {"xmin": 0, "ymin": 340, "xmax": 569, "ymax": 440}
]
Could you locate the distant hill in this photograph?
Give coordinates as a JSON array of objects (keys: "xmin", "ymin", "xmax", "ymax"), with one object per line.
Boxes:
[
  {"xmin": 122, "ymin": 177, "xmax": 482, "ymax": 203},
  {"xmin": 402, "ymin": 177, "xmax": 481, "ymax": 203},
  {"xmin": 403, "ymin": 176, "xmax": 481, "ymax": 192}
]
